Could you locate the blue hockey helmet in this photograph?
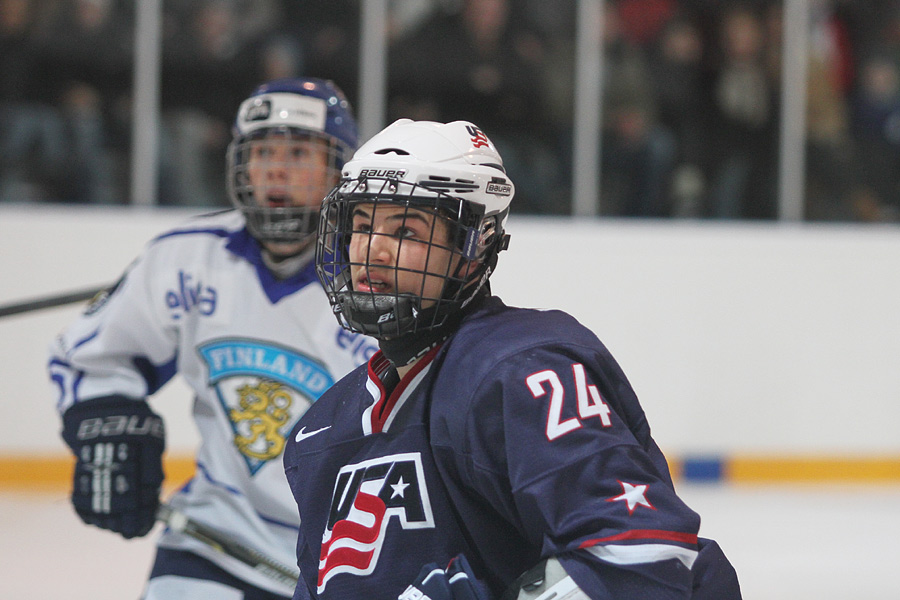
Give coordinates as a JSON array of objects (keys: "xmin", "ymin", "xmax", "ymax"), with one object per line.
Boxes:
[{"xmin": 227, "ymin": 77, "xmax": 358, "ymax": 249}]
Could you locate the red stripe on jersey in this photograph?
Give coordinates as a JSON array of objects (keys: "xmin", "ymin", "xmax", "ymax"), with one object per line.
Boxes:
[
  {"xmin": 318, "ymin": 492, "xmax": 387, "ymax": 586},
  {"xmin": 579, "ymin": 529, "xmax": 698, "ymax": 547},
  {"xmin": 368, "ymin": 350, "xmax": 393, "ymax": 379},
  {"xmin": 366, "ymin": 345, "xmax": 442, "ymax": 434},
  {"xmin": 322, "ymin": 492, "xmax": 386, "ymax": 551},
  {"xmin": 318, "ymin": 545, "xmax": 375, "ymax": 586}
]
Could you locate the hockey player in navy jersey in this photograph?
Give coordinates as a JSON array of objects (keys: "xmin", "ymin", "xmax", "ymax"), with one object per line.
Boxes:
[
  {"xmin": 48, "ymin": 78, "xmax": 377, "ymax": 600},
  {"xmin": 283, "ymin": 119, "xmax": 741, "ymax": 599}
]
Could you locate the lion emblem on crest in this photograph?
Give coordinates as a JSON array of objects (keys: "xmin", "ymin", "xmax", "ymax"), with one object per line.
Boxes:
[{"xmin": 230, "ymin": 379, "xmax": 293, "ymax": 461}]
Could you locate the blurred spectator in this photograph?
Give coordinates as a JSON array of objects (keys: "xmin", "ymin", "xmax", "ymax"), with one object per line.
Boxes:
[
  {"xmin": 649, "ymin": 11, "xmax": 710, "ymax": 217},
  {"xmin": 6, "ymin": 0, "xmax": 900, "ymax": 223},
  {"xmin": 388, "ymin": 0, "xmax": 440, "ymax": 41},
  {"xmin": 0, "ymin": 0, "xmax": 68, "ymax": 201},
  {"xmin": 283, "ymin": 0, "xmax": 360, "ymax": 105},
  {"xmin": 517, "ymin": 0, "xmax": 577, "ymax": 125},
  {"xmin": 230, "ymin": 1, "xmax": 304, "ymax": 84},
  {"xmin": 230, "ymin": 0, "xmax": 281, "ymax": 43},
  {"xmin": 617, "ymin": 0, "xmax": 678, "ymax": 47},
  {"xmin": 255, "ymin": 33, "xmax": 305, "ymax": 82},
  {"xmin": 159, "ymin": 0, "xmax": 259, "ymax": 206},
  {"xmin": 849, "ymin": 51, "xmax": 900, "ymax": 221},
  {"xmin": 706, "ymin": 3, "xmax": 779, "ymax": 219},
  {"xmin": 38, "ymin": 0, "xmax": 133, "ymax": 204},
  {"xmin": 799, "ymin": 1, "xmax": 860, "ymax": 221},
  {"xmin": 388, "ymin": 0, "xmax": 564, "ymax": 214},
  {"xmin": 600, "ymin": 1, "xmax": 676, "ymax": 217},
  {"xmin": 518, "ymin": 0, "xmax": 578, "ymax": 211}
]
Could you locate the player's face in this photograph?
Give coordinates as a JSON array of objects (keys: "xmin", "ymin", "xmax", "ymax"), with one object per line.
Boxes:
[
  {"xmin": 348, "ymin": 203, "xmax": 457, "ymax": 310},
  {"xmin": 247, "ymin": 134, "xmax": 335, "ymax": 254}
]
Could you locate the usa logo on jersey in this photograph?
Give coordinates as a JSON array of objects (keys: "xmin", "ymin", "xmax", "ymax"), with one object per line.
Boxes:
[{"xmin": 318, "ymin": 452, "xmax": 435, "ymax": 592}]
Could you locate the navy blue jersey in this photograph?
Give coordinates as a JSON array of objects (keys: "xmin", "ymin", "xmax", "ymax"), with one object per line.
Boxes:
[{"xmin": 284, "ymin": 296, "xmax": 730, "ymax": 599}]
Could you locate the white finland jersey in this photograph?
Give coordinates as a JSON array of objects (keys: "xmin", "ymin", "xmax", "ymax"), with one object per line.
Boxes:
[{"xmin": 48, "ymin": 210, "xmax": 377, "ymax": 596}]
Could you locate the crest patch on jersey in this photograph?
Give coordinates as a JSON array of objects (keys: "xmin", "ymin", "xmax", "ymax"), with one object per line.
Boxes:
[
  {"xmin": 318, "ymin": 452, "xmax": 435, "ymax": 593},
  {"xmin": 199, "ymin": 339, "xmax": 335, "ymax": 474}
]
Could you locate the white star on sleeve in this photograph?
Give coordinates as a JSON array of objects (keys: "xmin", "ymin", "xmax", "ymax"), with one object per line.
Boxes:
[{"xmin": 607, "ymin": 480, "xmax": 656, "ymax": 515}]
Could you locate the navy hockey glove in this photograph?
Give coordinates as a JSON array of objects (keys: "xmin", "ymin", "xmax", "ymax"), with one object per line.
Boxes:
[
  {"xmin": 398, "ymin": 554, "xmax": 493, "ymax": 600},
  {"xmin": 61, "ymin": 396, "xmax": 165, "ymax": 539}
]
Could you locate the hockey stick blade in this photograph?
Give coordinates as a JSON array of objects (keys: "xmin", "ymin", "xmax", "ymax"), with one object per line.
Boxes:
[
  {"xmin": 0, "ymin": 285, "xmax": 109, "ymax": 318},
  {"xmin": 156, "ymin": 503, "xmax": 300, "ymax": 588}
]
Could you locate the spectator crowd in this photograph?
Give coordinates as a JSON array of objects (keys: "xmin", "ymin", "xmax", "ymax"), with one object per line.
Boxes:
[{"xmin": 2, "ymin": 0, "xmax": 900, "ymax": 221}]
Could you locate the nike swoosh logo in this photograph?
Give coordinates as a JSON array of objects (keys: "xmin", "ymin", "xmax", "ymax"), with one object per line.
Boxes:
[{"xmin": 295, "ymin": 425, "xmax": 332, "ymax": 442}]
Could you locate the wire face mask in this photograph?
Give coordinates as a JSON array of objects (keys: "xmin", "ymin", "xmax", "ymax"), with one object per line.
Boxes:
[
  {"xmin": 314, "ymin": 119, "xmax": 515, "ymax": 344},
  {"xmin": 228, "ymin": 130, "xmax": 347, "ymax": 246},
  {"xmin": 317, "ymin": 177, "xmax": 490, "ymax": 339},
  {"xmin": 226, "ymin": 79, "xmax": 358, "ymax": 251}
]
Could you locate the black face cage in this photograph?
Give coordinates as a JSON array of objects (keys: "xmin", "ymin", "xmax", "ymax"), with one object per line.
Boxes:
[
  {"xmin": 315, "ymin": 177, "xmax": 503, "ymax": 339},
  {"xmin": 227, "ymin": 128, "xmax": 351, "ymax": 245}
]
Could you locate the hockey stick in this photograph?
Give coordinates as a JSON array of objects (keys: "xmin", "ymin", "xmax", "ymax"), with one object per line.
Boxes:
[
  {"xmin": 156, "ymin": 503, "xmax": 300, "ymax": 588},
  {"xmin": 0, "ymin": 285, "xmax": 109, "ymax": 318}
]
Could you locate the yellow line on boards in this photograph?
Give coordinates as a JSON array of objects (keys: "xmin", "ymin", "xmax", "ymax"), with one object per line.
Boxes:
[
  {"xmin": 3, "ymin": 454, "xmax": 900, "ymax": 489},
  {"xmin": 0, "ymin": 454, "xmax": 196, "ymax": 490},
  {"xmin": 726, "ymin": 456, "xmax": 900, "ymax": 483}
]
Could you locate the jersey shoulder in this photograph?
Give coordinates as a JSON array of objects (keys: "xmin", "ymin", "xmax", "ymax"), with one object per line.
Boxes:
[
  {"xmin": 433, "ymin": 296, "xmax": 630, "ymax": 433},
  {"xmin": 133, "ymin": 209, "xmax": 250, "ymax": 270},
  {"xmin": 147, "ymin": 209, "xmax": 243, "ymax": 248},
  {"xmin": 450, "ymin": 296, "xmax": 603, "ymax": 368},
  {"xmin": 430, "ymin": 296, "xmax": 609, "ymax": 418}
]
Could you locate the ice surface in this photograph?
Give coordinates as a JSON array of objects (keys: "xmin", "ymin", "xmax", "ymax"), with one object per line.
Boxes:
[{"xmin": 3, "ymin": 484, "xmax": 899, "ymax": 599}]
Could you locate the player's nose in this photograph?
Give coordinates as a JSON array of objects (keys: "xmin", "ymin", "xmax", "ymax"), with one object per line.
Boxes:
[
  {"xmin": 365, "ymin": 230, "xmax": 394, "ymax": 264},
  {"xmin": 266, "ymin": 160, "xmax": 289, "ymax": 181}
]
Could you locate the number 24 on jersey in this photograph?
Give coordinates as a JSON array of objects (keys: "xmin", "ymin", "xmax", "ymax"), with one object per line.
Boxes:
[{"xmin": 526, "ymin": 363, "xmax": 613, "ymax": 441}]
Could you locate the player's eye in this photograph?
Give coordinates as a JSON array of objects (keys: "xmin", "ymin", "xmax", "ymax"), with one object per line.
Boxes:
[
  {"xmin": 352, "ymin": 218, "xmax": 372, "ymax": 233},
  {"xmin": 397, "ymin": 226, "xmax": 418, "ymax": 240}
]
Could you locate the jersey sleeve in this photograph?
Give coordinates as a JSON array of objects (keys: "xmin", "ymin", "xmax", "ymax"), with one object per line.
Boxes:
[
  {"xmin": 48, "ymin": 244, "xmax": 180, "ymax": 413},
  {"xmin": 459, "ymin": 340, "xmax": 700, "ymax": 597}
]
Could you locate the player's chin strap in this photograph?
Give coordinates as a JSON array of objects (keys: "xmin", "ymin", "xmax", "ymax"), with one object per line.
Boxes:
[
  {"xmin": 500, "ymin": 557, "xmax": 590, "ymax": 600},
  {"xmin": 378, "ymin": 287, "xmax": 489, "ymax": 367}
]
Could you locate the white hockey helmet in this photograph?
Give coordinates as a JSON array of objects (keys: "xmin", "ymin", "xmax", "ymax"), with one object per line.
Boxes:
[{"xmin": 316, "ymin": 119, "xmax": 514, "ymax": 339}]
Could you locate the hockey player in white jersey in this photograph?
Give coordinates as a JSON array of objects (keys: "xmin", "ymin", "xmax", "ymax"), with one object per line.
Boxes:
[{"xmin": 48, "ymin": 78, "xmax": 376, "ymax": 600}]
